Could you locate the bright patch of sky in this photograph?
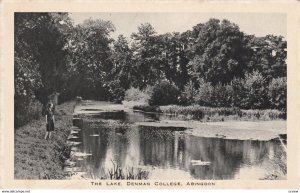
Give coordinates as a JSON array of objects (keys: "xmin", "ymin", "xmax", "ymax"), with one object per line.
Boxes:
[{"xmin": 69, "ymin": 12, "xmax": 286, "ymax": 40}]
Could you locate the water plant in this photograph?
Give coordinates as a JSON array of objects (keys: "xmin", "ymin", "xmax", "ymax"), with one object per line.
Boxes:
[{"xmin": 133, "ymin": 104, "xmax": 285, "ymax": 121}]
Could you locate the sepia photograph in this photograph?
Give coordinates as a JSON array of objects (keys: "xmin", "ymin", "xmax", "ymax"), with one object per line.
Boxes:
[
  {"xmin": 1, "ymin": 0, "xmax": 300, "ymax": 191},
  {"xmin": 13, "ymin": 12, "xmax": 287, "ymax": 181}
]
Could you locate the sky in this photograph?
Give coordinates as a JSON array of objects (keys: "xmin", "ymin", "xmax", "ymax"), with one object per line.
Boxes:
[{"xmin": 69, "ymin": 12, "xmax": 286, "ymax": 39}]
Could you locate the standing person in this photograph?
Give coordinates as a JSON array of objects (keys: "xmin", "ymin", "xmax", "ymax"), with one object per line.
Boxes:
[{"xmin": 44, "ymin": 102, "xmax": 55, "ymax": 139}]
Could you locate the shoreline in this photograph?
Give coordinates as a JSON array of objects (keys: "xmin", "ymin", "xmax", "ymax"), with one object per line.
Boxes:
[
  {"xmin": 14, "ymin": 101, "xmax": 76, "ymax": 179},
  {"xmin": 132, "ymin": 104, "xmax": 286, "ymax": 122},
  {"xmin": 135, "ymin": 120, "xmax": 286, "ymax": 141}
]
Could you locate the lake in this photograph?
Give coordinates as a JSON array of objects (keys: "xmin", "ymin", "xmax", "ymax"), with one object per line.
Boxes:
[{"xmin": 66, "ymin": 101, "xmax": 286, "ymax": 180}]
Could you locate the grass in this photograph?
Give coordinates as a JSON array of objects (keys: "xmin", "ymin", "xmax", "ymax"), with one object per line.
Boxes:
[
  {"xmin": 14, "ymin": 100, "xmax": 77, "ymax": 179},
  {"xmin": 132, "ymin": 104, "xmax": 286, "ymax": 121},
  {"xmin": 106, "ymin": 161, "xmax": 149, "ymax": 180},
  {"xmin": 82, "ymin": 161, "xmax": 149, "ymax": 180},
  {"xmin": 133, "ymin": 105, "xmax": 161, "ymax": 113}
]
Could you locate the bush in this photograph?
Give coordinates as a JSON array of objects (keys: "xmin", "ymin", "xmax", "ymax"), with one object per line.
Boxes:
[
  {"xmin": 242, "ymin": 71, "xmax": 269, "ymax": 109},
  {"xmin": 15, "ymin": 97, "xmax": 43, "ymax": 128},
  {"xmin": 194, "ymin": 80, "xmax": 213, "ymax": 106},
  {"xmin": 124, "ymin": 87, "xmax": 150, "ymax": 103},
  {"xmin": 160, "ymin": 105, "xmax": 241, "ymax": 120},
  {"xmin": 149, "ymin": 81, "xmax": 180, "ymax": 106},
  {"xmin": 194, "ymin": 80, "xmax": 234, "ymax": 108},
  {"xmin": 186, "ymin": 73, "xmax": 285, "ymax": 111},
  {"xmin": 229, "ymin": 71, "xmax": 269, "ymax": 109},
  {"xmin": 107, "ymin": 80, "xmax": 125, "ymax": 103},
  {"xmin": 268, "ymin": 77, "xmax": 286, "ymax": 110},
  {"xmin": 211, "ymin": 83, "xmax": 233, "ymax": 107},
  {"xmin": 180, "ymin": 81, "xmax": 197, "ymax": 105},
  {"xmin": 230, "ymin": 77, "xmax": 246, "ymax": 108},
  {"xmin": 240, "ymin": 109, "xmax": 286, "ymax": 120},
  {"xmin": 133, "ymin": 105, "xmax": 161, "ymax": 113}
]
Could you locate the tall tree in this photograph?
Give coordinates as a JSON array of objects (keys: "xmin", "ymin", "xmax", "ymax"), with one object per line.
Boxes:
[
  {"xmin": 187, "ymin": 19, "xmax": 247, "ymax": 86},
  {"xmin": 244, "ymin": 35, "xmax": 287, "ymax": 80},
  {"xmin": 131, "ymin": 23, "xmax": 162, "ymax": 88},
  {"xmin": 110, "ymin": 35, "xmax": 135, "ymax": 89},
  {"xmin": 14, "ymin": 12, "xmax": 72, "ymax": 126},
  {"xmin": 157, "ymin": 32, "xmax": 189, "ymax": 89},
  {"xmin": 68, "ymin": 18, "xmax": 115, "ymax": 99}
]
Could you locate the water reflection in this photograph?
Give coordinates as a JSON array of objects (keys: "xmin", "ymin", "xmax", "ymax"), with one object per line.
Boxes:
[
  {"xmin": 78, "ymin": 120, "xmax": 284, "ymax": 180},
  {"xmin": 78, "ymin": 110, "xmax": 184, "ymax": 123}
]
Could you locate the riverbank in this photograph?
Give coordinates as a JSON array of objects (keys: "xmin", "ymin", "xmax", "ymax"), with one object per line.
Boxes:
[
  {"xmin": 132, "ymin": 104, "xmax": 286, "ymax": 121},
  {"xmin": 14, "ymin": 101, "xmax": 76, "ymax": 179},
  {"xmin": 135, "ymin": 120, "xmax": 286, "ymax": 141}
]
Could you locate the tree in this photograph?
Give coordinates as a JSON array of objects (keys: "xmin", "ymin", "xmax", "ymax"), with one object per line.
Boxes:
[
  {"xmin": 268, "ymin": 77, "xmax": 286, "ymax": 110},
  {"xmin": 244, "ymin": 35, "xmax": 287, "ymax": 80},
  {"xmin": 131, "ymin": 23, "xmax": 162, "ymax": 88},
  {"xmin": 14, "ymin": 12, "xmax": 72, "ymax": 126},
  {"xmin": 187, "ymin": 19, "xmax": 247, "ymax": 86},
  {"xmin": 157, "ymin": 32, "xmax": 189, "ymax": 90},
  {"xmin": 35, "ymin": 13, "xmax": 72, "ymax": 104},
  {"xmin": 235, "ymin": 71, "xmax": 268, "ymax": 109},
  {"xmin": 110, "ymin": 35, "xmax": 135, "ymax": 89},
  {"xmin": 181, "ymin": 80, "xmax": 197, "ymax": 105},
  {"xmin": 194, "ymin": 79, "xmax": 214, "ymax": 106},
  {"xmin": 68, "ymin": 18, "xmax": 115, "ymax": 99},
  {"xmin": 149, "ymin": 81, "xmax": 180, "ymax": 106},
  {"xmin": 211, "ymin": 83, "xmax": 232, "ymax": 107}
]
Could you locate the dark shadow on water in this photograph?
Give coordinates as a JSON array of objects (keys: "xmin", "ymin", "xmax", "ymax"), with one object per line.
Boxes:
[
  {"xmin": 78, "ymin": 110, "xmax": 187, "ymax": 123},
  {"xmin": 81, "ymin": 109, "xmax": 103, "ymax": 111}
]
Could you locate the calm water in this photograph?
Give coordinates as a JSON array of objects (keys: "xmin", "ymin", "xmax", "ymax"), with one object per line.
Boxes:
[{"xmin": 69, "ymin": 102, "xmax": 286, "ymax": 180}]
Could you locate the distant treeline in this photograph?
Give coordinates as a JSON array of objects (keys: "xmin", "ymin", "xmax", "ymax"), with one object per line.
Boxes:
[{"xmin": 14, "ymin": 13, "xmax": 286, "ymax": 126}]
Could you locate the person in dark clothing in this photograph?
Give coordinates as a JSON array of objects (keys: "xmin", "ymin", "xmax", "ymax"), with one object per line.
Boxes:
[{"xmin": 44, "ymin": 102, "xmax": 55, "ymax": 139}]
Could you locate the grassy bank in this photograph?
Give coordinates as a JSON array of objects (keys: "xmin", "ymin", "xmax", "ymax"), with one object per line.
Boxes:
[
  {"xmin": 133, "ymin": 104, "xmax": 286, "ymax": 121},
  {"xmin": 14, "ymin": 101, "xmax": 76, "ymax": 179}
]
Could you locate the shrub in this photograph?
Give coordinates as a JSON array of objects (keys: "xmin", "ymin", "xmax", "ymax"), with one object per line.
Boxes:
[
  {"xmin": 133, "ymin": 105, "xmax": 161, "ymax": 113},
  {"xmin": 149, "ymin": 81, "xmax": 180, "ymax": 106},
  {"xmin": 242, "ymin": 71, "xmax": 269, "ymax": 109},
  {"xmin": 124, "ymin": 87, "xmax": 150, "ymax": 103},
  {"xmin": 107, "ymin": 80, "xmax": 125, "ymax": 103},
  {"xmin": 15, "ymin": 97, "xmax": 43, "ymax": 128},
  {"xmin": 229, "ymin": 71, "xmax": 269, "ymax": 109},
  {"xmin": 211, "ymin": 83, "xmax": 234, "ymax": 107},
  {"xmin": 180, "ymin": 81, "xmax": 197, "ymax": 105},
  {"xmin": 230, "ymin": 77, "xmax": 246, "ymax": 108},
  {"xmin": 160, "ymin": 105, "xmax": 241, "ymax": 120},
  {"xmin": 194, "ymin": 80, "xmax": 234, "ymax": 108},
  {"xmin": 268, "ymin": 77, "xmax": 287, "ymax": 110},
  {"xmin": 194, "ymin": 80, "xmax": 213, "ymax": 106},
  {"xmin": 240, "ymin": 109, "xmax": 286, "ymax": 120}
]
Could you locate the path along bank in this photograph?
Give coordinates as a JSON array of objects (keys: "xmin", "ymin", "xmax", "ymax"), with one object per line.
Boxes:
[{"xmin": 14, "ymin": 101, "xmax": 76, "ymax": 179}]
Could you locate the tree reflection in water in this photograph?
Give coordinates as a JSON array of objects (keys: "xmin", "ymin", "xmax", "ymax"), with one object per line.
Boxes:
[{"xmin": 76, "ymin": 120, "xmax": 284, "ymax": 180}]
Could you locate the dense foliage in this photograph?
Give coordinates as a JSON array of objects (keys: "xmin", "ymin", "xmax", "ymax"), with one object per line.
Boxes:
[
  {"xmin": 14, "ymin": 13, "xmax": 72, "ymax": 126},
  {"xmin": 15, "ymin": 14, "xmax": 287, "ymax": 126},
  {"xmin": 149, "ymin": 81, "xmax": 180, "ymax": 106}
]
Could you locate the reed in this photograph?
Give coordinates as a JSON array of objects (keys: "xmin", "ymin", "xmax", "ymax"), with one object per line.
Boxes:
[
  {"xmin": 107, "ymin": 161, "xmax": 149, "ymax": 180},
  {"xmin": 133, "ymin": 105, "xmax": 161, "ymax": 113},
  {"xmin": 133, "ymin": 104, "xmax": 286, "ymax": 121},
  {"xmin": 84, "ymin": 161, "xmax": 149, "ymax": 180}
]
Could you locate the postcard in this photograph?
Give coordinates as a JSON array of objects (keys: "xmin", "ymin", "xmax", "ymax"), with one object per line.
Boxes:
[{"xmin": 1, "ymin": 0, "xmax": 300, "ymax": 189}]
